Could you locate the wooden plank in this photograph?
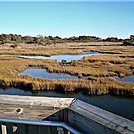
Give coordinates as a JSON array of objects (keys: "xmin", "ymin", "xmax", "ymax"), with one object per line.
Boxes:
[
  {"xmin": 69, "ymin": 99, "xmax": 134, "ymax": 134},
  {"xmin": 0, "ymin": 95, "xmax": 74, "ymax": 108},
  {"xmin": 0, "ymin": 104, "xmax": 61, "ymax": 121}
]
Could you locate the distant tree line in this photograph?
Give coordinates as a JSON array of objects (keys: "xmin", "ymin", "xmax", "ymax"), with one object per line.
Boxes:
[
  {"xmin": 0, "ymin": 33, "xmax": 133, "ymax": 46},
  {"xmin": 0, "ymin": 34, "xmax": 105, "ymax": 45},
  {"xmin": 104, "ymin": 37, "xmax": 123, "ymax": 42},
  {"xmin": 123, "ymin": 35, "xmax": 134, "ymax": 46},
  {"xmin": 0, "ymin": 34, "xmax": 63, "ymax": 45}
]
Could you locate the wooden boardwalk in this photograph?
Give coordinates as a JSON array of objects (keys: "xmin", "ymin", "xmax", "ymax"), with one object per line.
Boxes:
[
  {"xmin": 0, "ymin": 95, "xmax": 76, "ymax": 134},
  {"xmin": 0, "ymin": 95, "xmax": 73, "ymax": 121},
  {"xmin": 0, "ymin": 95, "xmax": 134, "ymax": 134},
  {"xmin": 0, "ymin": 103, "xmax": 61, "ymax": 121}
]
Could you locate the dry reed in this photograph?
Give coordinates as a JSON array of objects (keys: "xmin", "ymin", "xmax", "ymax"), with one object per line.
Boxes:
[{"xmin": 0, "ymin": 42, "xmax": 133, "ymax": 96}]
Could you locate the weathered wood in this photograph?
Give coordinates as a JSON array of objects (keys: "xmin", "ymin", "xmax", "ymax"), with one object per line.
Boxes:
[
  {"xmin": 0, "ymin": 94, "xmax": 134, "ymax": 134},
  {"xmin": 0, "ymin": 103, "xmax": 61, "ymax": 121},
  {"xmin": 0, "ymin": 95, "xmax": 74, "ymax": 134},
  {"xmin": 69, "ymin": 99, "xmax": 134, "ymax": 134},
  {"xmin": 1, "ymin": 123, "xmax": 7, "ymax": 134},
  {"xmin": 0, "ymin": 95, "xmax": 74, "ymax": 108}
]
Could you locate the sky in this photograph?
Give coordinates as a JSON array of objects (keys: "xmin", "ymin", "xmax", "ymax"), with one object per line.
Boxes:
[{"xmin": 0, "ymin": 1, "xmax": 134, "ymax": 39}]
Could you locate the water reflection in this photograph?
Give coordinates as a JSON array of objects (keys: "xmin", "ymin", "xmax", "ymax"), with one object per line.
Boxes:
[
  {"xmin": 115, "ymin": 75, "xmax": 134, "ymax": 83},
  {"xmin": 19, "ymin": 68, "xmax": 87, "ymax": 80},
  {"xmin": 0, "ymin": 87, "xmax": 134, "ymax": 121},
  {"xmin": 19, "ymin": 52, "xmax": 101, "ymax": 62}
]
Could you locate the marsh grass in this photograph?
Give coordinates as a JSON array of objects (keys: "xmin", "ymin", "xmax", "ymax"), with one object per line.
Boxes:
[{"xmin": 0, "ymin": 42, "xmax": 134, "ymax": 96}]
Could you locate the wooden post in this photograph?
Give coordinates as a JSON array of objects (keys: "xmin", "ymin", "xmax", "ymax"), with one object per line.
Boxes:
[{"xmin": 1, "ymin": 123, "xmax": 7, "ymax": 134}]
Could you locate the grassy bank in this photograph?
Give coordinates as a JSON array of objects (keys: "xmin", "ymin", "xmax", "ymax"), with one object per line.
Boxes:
[
  {"xmin": 0, "ymin": 42, "xmax": 122, "ymax": 56},
  {"xmin": 0, "ymin": 42, "xmax": 134, "ymax": 96}
]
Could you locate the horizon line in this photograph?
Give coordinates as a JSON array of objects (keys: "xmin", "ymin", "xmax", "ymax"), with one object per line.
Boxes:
[{"xmin": 0, "ymin": 32, "xmax": 131, "ymax": 39}]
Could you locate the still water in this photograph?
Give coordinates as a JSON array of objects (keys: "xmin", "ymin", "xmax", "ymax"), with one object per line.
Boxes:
[
  {"xmin": 19, "ymin": 68, "xmax": 87, "ymax": 80},
  {"xmin": 115, "ymin": 75, "xmax": 134, "ymax": 83},
  {"xmin": 0, "ymin": 87, "xmax": 134, "ymax": 121},
  {"xmin": 19, "ymin": 52, "xmax": 101, "ymax": 62},
  {"xmin": 19, "ymin": 68, "xmax": 134, "ymax": 82}
]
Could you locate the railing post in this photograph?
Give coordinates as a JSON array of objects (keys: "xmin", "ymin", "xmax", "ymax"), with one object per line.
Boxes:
[{"xmin": 1, "ymin": 123, "xmax": 7, "ymax": 134}]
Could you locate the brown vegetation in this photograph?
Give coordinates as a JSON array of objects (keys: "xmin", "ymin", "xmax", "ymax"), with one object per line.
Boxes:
[
  {"xmin": 0, "ymin": 34, "xmax": 123, "ymax": 46},
  {"xmin": 0, "ymin": 41, "xmax": 134, "ymax": 96}
]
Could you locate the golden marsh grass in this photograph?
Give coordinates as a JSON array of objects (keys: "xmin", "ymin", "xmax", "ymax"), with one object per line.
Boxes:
[{"xmin": 0, "ymin": 42, "xmax": 134, "ymax": 96}]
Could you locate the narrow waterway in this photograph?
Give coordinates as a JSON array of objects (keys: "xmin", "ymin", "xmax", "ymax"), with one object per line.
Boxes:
[
  {"xmin": 115, "ymin": 75, "xmax": 134, "ymax": 83},
  {"xmin": 19, "ymin": 68, "xmax": 134, "ymax": 82},
  {"xmin": 19, "ymin": 51, "xmax": 101, "ymax": 62},
  {"xmin": 19, "ymin": 68, "xmax": 88, "ymax": 80},
  {"xmin": 0, "ymin": 87, "xmax": 134, "ymax": 121}
]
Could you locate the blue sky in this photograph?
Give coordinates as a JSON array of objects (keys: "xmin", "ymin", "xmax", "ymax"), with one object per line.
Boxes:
[{"xmin": 0, "ymin": 1, "xmax": 134, "ymax": 38}]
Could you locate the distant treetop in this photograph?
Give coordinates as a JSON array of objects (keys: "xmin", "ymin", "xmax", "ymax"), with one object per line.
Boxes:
[{"xmin": 0, "ymin": 33, "xmax": 128, "ymax": 46}]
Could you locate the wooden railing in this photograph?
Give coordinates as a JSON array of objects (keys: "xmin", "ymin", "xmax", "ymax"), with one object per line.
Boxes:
[{"xmin": 0, "ymin": 117, "xmax": 81, "ymax": 134}]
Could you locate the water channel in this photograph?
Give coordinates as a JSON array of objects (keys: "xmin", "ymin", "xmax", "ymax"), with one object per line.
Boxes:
[
  {"xmin": 115, "ymin": 75, "xmax": 134, "ymax": 83},
  {"xmin": 19, "ymin": 68, "xmax": 88, "ymax": 80},
  {"xmin": 19, "ymin": 51, "xmax": 101, "ymax": 62},
  {"xmin": 19, "ymin": 68, "xmax": 134, "ymax": 82}
]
